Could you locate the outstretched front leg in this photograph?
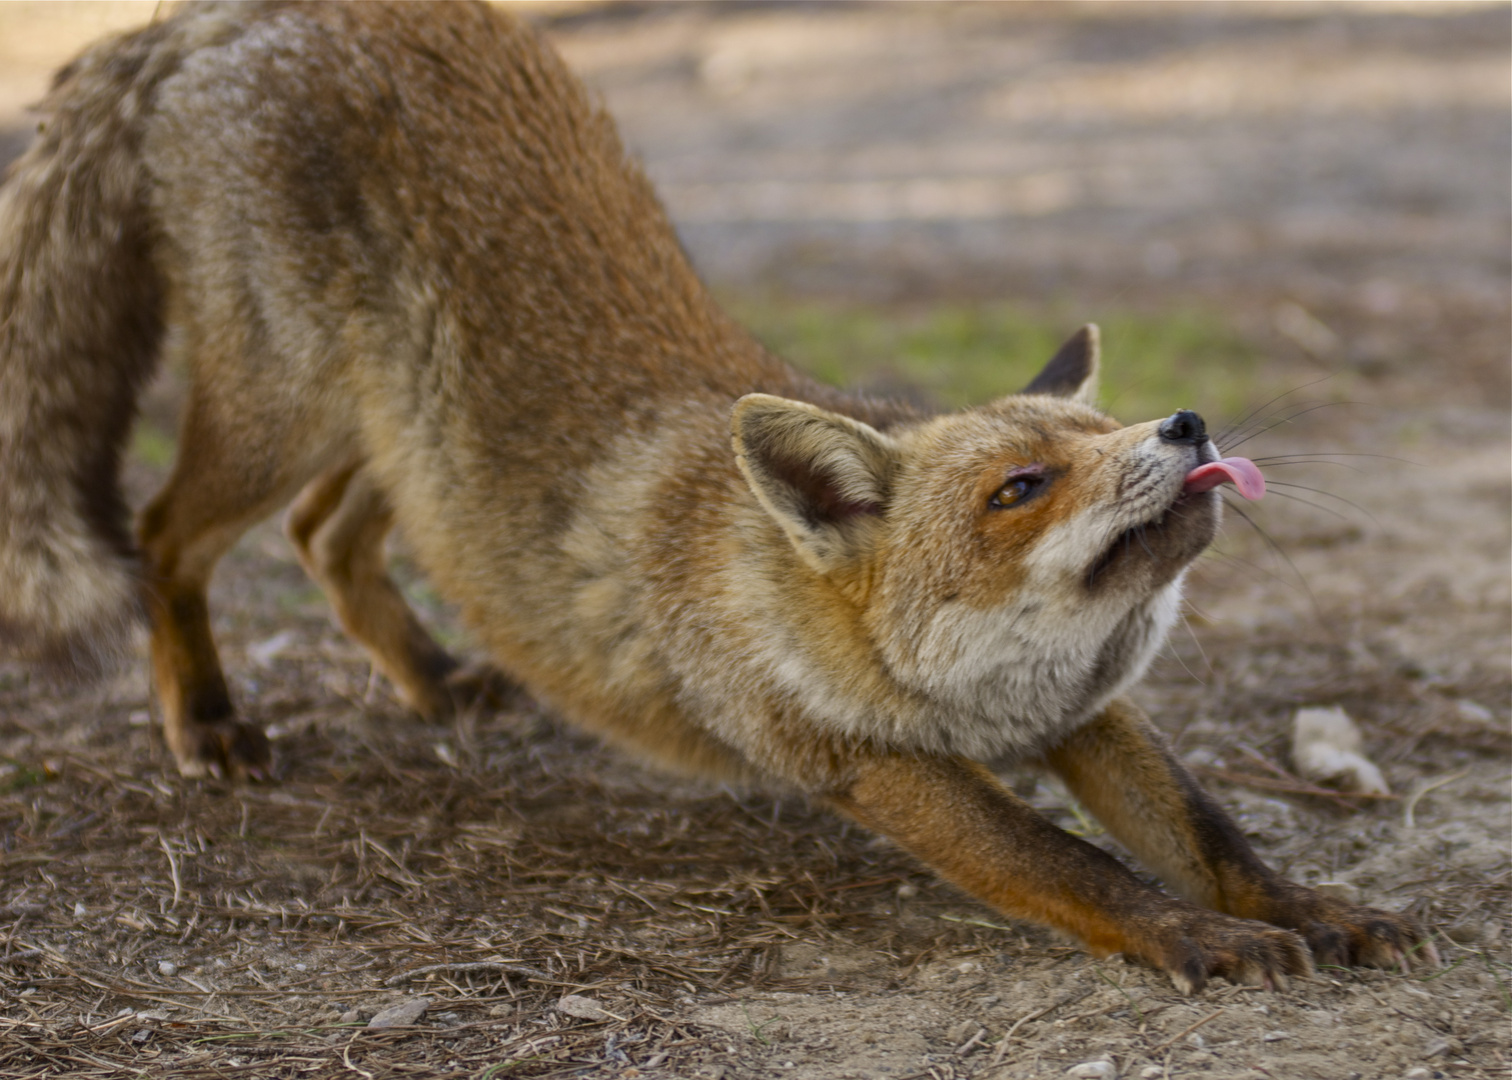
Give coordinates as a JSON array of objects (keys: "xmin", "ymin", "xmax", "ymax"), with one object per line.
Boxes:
[
  {"xmin": 1043, "ymin": 697, "xmax": 1437, "ymax": 972},
  {"xmin": 829, "ymin": 751, "xmax": 1312, "ymax": 994}
]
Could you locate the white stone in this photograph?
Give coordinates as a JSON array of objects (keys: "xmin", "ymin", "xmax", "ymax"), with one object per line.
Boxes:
[
  {"xmin": 1315, "ymin": 881, "xmax": 1361, "ymax": 905},
  {"xmin": 557, "ymin": 994, "xmax": 608, "ymax": 1020},
  {"xmin": 1292, "ymin": 706, "xmax": 1389, "ymax": 794},
  {"xmin": 367, "ymin": 997, "xmax": 430, "ymax": 1028}
]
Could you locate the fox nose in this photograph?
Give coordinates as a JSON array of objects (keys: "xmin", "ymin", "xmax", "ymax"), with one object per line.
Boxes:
[{"xmin": 1158, "ymin": 409, "xmax": 1207, "ymax": 446}]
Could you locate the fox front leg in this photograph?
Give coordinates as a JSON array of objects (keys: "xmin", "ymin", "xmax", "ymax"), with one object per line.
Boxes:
[
  {"xmin": 830, "ymin": 752, "xmax": 1312, "ymax": 994},
  {"xmin": 1044, "ymin": 697, "xmax": 1438, "ymax": 972}
]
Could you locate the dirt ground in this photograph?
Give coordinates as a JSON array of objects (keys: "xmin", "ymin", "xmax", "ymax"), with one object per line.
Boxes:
[{"xmin": 1, "ymin": 4, "xmax": 1508, "ymax": 1079}]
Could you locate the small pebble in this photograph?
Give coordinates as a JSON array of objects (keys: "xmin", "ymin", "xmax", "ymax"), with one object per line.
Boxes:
[
  {"xmin": 896, "ymin": 883, "xmax": 919, "ymax": 899},
  {"xmin": 157, "ymin": 960, "xmax": 178, "ymax": 977},
  {"xmin": 1140, "ymin": 1068, "xmax": 1163, "ymax": 1079},
  {"xmin": 1404, "ymin": 1070, "xmax": 1432, "ymax": 1080},
  {"xmin": 1066, "ymin": 1061, "xmax": 1116, "ymax": 1079},
  {"xmin": 368, "ymin": 997, "xmax": 430, "ymax": 1028},
  {"xmin": 557, "ymin": 994, "xmax": 608, "ymax": 1020},
  {"xmin": 73, "ymin": 902, "xmax": 88, "ymax": 919},
  {"xmin": 1445, "ymin": 921, "xmax": 1482, "ymax": 944},
  {"xmin": 1315, "ymin": 881, "xmax": 1361, "ymax": 905},
  {"xmin": 947, "ymin": 1019, "xmax": 978, "ymax": 1043},
  {"xmin": 1263, "ymin": 1030, "xmax": 1291, "ymax": 1042},
  {"xmin": 1456, "ymin": 699, "xmax": 1493, "ymax": 723}
]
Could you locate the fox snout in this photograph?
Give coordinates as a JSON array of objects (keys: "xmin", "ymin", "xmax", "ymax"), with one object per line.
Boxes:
[{"xmin": 1157, "ymin": 408, "xmax": 1207, "ymax": 446}]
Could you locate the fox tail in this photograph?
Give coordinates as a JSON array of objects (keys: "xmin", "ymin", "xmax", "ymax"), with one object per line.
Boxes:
[{"xmin": 0, "ymin": 18, "xmax": 190, "ymax": 674}]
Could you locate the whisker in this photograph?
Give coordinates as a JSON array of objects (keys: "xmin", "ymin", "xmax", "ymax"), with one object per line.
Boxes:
[
  {"xmin": 1199, "ymin": 547, "xmax": 1301, "ymax": 595},
  {"xmin": 1257, "ymin": 488, "xmax": 1349, "ymax": 522},
  {"xmin": 1246, "ymin": 457, "xmax": 1367, "ymax": 475},
  {"xmin": 1215, "ymin": 400, "xmax": 1334, "ymax": 454},
  {"xmin": 1221, "ymin": 497, "xmax": 1323, "ymax": 620},
  {"xmin": 1220, "ymin": 401, "xmax": 1363, "ymax": 454},
  {"xmin": 1175, "ymin": 610, "xmax": 1212, "ymax": 684},
  {"xmin": 1212, "ymin": 373, "xmax": 1339, "ymax": 447},
  {"xmin": 1248, "ymin": 451, "xmax": 1417, "ymax": 466},
  {"xmin": 1262, "ymin": 481, "xmax": 1379, "ymax": 525}
]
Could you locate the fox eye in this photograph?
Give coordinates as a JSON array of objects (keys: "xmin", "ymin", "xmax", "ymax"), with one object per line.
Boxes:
[
  {"xmin": 989, "ymin": 467, "xmax": 1048, "ymax": 509},
  {"xmin": 991, "ymin": 480, "xmax": 1031, "ymax": 508}
]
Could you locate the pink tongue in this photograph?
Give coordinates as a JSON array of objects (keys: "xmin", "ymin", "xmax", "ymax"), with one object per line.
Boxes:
[{"xmin": 1183, "ymin": 457, "xmax": 1265, "ymax": 500}]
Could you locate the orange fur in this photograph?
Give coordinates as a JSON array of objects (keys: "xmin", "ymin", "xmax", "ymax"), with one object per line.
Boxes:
[{"xmin": 0, "ymin": 0, "xmax": 1432, "ymax": 990}]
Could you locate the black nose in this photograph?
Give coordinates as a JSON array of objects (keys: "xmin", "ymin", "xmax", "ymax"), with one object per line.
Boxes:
[{"xmin": 1158, "ymin": 409, "xmax": 1207, "ymax": 445}]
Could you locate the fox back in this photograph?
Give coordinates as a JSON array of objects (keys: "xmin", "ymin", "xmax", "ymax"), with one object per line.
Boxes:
[{"xmin": 0, "ymin": 0, "xmax": 1213, "ymax": 787}]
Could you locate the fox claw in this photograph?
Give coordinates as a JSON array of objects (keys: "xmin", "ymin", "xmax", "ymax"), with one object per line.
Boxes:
[
  {"xmin": 172, "ymin": 718, "xmax": 273, "ymax": 782},
  {"xmin": 1274, "ymin": 885, "xmax": 1435, "ymax": 974},
  {"xmin": 444, "ymin": 661, "xmax": 522, "ymax": 713},
  {"xmin": 1153, "ymin": 909, "xmax": 1313, "ymax": 994}
]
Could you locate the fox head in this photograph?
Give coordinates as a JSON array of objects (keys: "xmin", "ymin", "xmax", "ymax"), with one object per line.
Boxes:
[{"xmin": 731, "ymin": 326, "xmax": 1264, "ymax": 758}]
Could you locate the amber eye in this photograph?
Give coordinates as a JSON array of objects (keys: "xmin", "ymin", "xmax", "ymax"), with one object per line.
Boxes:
[
  {"xmin": 990, "ymin": 479, "xmax": 1032, "ymax": 508},
  {"xmin": 989, "ymin": 467, "xmax": 1050, "ymax": 509}
]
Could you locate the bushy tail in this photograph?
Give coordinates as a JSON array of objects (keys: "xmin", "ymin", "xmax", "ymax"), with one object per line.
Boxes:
[{"xmin": 0, "ymin": 17, "xmax": 190, "ymax": 674}]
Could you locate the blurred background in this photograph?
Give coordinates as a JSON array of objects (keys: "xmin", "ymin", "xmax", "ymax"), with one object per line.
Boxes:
[{"xmin": 2, "ymin": 1, "xmax": 1506, "ymax": 417}]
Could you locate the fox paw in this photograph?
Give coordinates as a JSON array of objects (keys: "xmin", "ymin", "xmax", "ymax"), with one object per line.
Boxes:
[
  {"xmin": 1147, "ymin": 907, "xmax": 1314, "ymax": 994},
  {"xmin": 444, "ymin": 661, "xmax": 522, "ymax": 713},
  {"xmin": 171, "ymin": 718, "xmax": 273, "ymax": 782},
  {"xmin": 1271, "ymin": 886, "xmax": 1438, "ymax": 972}
]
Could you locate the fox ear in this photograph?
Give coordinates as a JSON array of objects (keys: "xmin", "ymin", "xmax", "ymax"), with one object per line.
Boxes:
[
  {"xmin": 731, "ymin": 394, "xmax": 896, "ymax": 574},
  {"xmin": 1022, "ymin": 324, "xmax": 1100, "ymax": 404}
]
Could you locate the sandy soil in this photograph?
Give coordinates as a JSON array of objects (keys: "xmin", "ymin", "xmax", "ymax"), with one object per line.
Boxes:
[{"xmin": 0, "ymin": 4, "xmax": 1507, "ymax": 1079}]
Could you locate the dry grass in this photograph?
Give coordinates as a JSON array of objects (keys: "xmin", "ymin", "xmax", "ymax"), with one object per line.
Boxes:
[
  {"xmin": 0, "ymin": 635, "xmax": 1013, "ymax": 1078},
  {"xmin": 3, "ymin": 569, "xmax": 1507, "ymax": 1077}
]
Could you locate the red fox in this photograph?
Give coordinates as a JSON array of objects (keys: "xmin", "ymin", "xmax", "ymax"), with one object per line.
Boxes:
[{"xmin": 0, "ymin": 1, "xmax": 1431, "ymax": 992}]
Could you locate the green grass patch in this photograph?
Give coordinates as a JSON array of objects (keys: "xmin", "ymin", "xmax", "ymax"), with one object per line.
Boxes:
[
  {"xmin": 276, "ymin": 585, "xmax": 328, "ymax": 614},
  {"xmin": 732, "ymin": 299, "xmax": 1268, "ymax": 427},
  {"xmin": 130, "ymin": 419, "xmax": 178, "ymax": 469},
  {"xmin": 0, "ymin": 759, "xmax": 50, "ymax": 793}
]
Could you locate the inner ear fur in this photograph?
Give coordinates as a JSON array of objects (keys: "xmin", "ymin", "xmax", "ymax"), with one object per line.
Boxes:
[
  {"xmin": 731, "ymin": 394, "xmax": 897, "ymax": 574},
  {"xmin": 1021, "ymin": 323, "xmax": 1100, "ymax": 404}
]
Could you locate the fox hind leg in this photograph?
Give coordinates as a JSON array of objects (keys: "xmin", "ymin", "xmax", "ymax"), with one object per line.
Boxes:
[
  {"xmin": 285, "ymin": 464, "xmax": 516, "ymax": 721},
  {"xmin": 137, "ymin": 384, "xmax": 333, "ymax": 780}
]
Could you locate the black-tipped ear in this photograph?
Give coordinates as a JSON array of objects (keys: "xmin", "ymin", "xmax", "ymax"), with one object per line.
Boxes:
[
  {"xmin": 731, "ymin": 394, "xmax": 896, "ymax": 575},
  {"xmin": 1022, "ymin": 324, "xmax": 1100, "ymax": 404}
]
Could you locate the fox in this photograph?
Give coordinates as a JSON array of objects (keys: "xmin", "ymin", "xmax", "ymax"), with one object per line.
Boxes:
[{"xmin": 0, "ymin": 1, "xmax": 1433, "ymax": 993}]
